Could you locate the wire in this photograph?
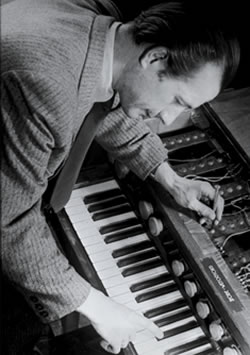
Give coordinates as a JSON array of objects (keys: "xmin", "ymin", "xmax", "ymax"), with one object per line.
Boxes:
[
  {"xmin": 184, "ymin": 164, "xmax": 243, "ymax": 183},
  {"xmin": 224, "ymin": 196, "xmax": 250, "ymax": 213},
  {"xmin": 168, "ymin": 150, "xmax": 216, "ymax": 163},
  {"xmin": 220, "ymin": 229, "xmax": 250, "ymax": 250},
  {"xmin": 223, "ymin": 208, "xmax": 247, "ymax": 216}
]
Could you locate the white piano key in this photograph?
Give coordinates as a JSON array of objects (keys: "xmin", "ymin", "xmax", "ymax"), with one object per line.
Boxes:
[
  {"xmin": 131, "ymin": 280, "xmax": 176, "ymax": 298},
  {"xmin": 87, "ymin": 198, "xmax": 128, "ymax": 211},
  {"xmin": 118, "ymin": 256, "xmax": 161, "ymax": 270},
  {"xmin": 106, "ymin": 271, "xmax": 171, "ymax": 297},
  {"xmin": 114, "ymin": 246, "xmax": 156, "ymax": 261},
  {"xmin": 73, "ymin": 224, "xmax": 99, "ymax": 237},
  {"xmin": 77, "ymin": 233, "xmax": 151, "ymax": 261},
  {"xmin": 157, "ymin": 328, "xmax": 205, "ymax": 353},
  {"xmin": 101, "ymin": 273, "xmax": 126, "ymax": 288},
  {"xmin": 69, "ymin": 212, "xmax": 92, "ymax": 223},
  {"xmin": 160, "ymin": 316, "xmax": 196, "ymax": 333},
  {"xmin": 65, "ymin": 196, "xmax": 84, "ymax": 208},
  {"xmin": 83, "ymin": 239, "xmax": 154, "ymax": 258},
  {"xmin": 133, "ymin": 328, "xmax": 157, "ymax": 345},
  {"xmin": 88, "ymin": 250, "xmax": 112, "ymax": 263},
  {"xmin": 72, "ymin": 224, "xmax": 149, "ymax": 258},
  {"xmin": 121, "ymin": 265, "xmax": 168, "ymax": 284},
  {"xmin": 141, "ymin": 342, "xmax": 212, "ymax": 355},
  {"xmin": 72, "ymin": 211, "xmax": 138, "ymax": 229},
  {"xmin": 112, "ymin": 292, "xmax": 135, "ymax": 304},
  {"xmin": 134, "ymin": 327, "xmax": 204, "ymax": 354},
  {"xmin": 97, "ymin": 254, "xmax": 163, "ymax": 280},
  {"xmin": 77, "ymin": 234, "xmax": 103, "ymax": 247},
  {"xmin": 151, "ymin": 305, "xmax": 190, "ymax": 323},
  {"xmin": 93, "ymin": 211, "xmax": 138, "ymax": 227},
  {"xmin": 106, "ymin": 283, "xmax": 131, "ymax": 297},
  {"xmin": 103, "ymin": 233, "xmax": 150, "ymax": 250},
  {"xmin": 85, "ymin": 241, "xmax": 109, "ymax": 254},
  {"xmin": 111, "ymin": 280, "xmax": 176, "ymax": 304},
  {"xmin": 65, "ymin": 202, "xmax": 87, "ymax": 214},
  {"xmin": 177, "ymin": 343, "xmax": 212, "ymax": 355},
  {"xmin": 70, "ymin": 179, "xmax": 120, "ymax": 199},
  {"xmin": 126, "ymin": 290, "xmax": 182, "ymax": 311},
  {"xmin": 98, "ymin": 265, "xmax": 122, "ymax": 279},
  {"xmin": 93, "ymin": 258, "xmax": 118, "ymax": 272},
  {"xmin": 83, "ymin": 236, "xmax": 156, "ymax": 277}
]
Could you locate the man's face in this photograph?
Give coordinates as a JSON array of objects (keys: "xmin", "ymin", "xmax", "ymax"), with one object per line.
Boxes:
[{"xmin": 118, "ymin": 62, "xmax": 222, "ymax": 125}]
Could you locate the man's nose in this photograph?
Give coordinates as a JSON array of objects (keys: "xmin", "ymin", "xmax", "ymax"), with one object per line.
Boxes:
[{"xmin": 160, "ymin": 107, "xmax": 184, "ymax": 125}]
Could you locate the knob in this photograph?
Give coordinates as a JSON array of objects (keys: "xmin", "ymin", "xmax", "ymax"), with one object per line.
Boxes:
[
  {"xmin": 196, "ymin": 301, "xmax": 210, "ymax": 319},
  {"xmin": 223, "ymin": 346, "xmax": 241, "ymax": 355},
  {"xmin": 148, "ymin": 217, "xmax": 163, "ymax": 236},
  {"xmin": 184, "ymin": 280, "xmax": 199, "ymax": 297},
  {"xmin": 172, "ymin": 260, "xmax": 186, "ymax": 276},
  {"xmin": 138, "ymin": 200, "xmax": 154, "ymax": 220},
  {"xmin": 209, "ymin": 321, "xmax": 224, "ymax": 341}
]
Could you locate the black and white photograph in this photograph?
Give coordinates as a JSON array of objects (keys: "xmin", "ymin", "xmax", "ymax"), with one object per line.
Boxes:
[{"xmin": 1, "ymin": 0, "xmax": 250, "ymax": 354}]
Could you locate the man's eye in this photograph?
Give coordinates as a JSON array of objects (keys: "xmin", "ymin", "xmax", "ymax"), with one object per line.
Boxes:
[{"xmin": 175, "ymin": 99, "xmax": 188, "ymax": 110}]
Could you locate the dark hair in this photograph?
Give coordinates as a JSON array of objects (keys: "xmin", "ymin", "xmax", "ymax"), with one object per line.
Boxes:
[{"xmin": 132, "ymin": 1, "xmax": 240, "ymax": 89}]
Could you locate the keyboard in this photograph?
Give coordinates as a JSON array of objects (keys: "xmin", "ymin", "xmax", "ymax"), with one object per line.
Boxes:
[{"xmin": 64, "ymin": 178, "xmax": 214, "ymax": 355}]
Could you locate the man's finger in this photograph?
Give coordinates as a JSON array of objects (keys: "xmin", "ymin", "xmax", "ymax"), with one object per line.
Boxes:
[
  {"xmin": 192, "ymin": 199, "xmax": 216, "ymax": 221},
  {"xmin": 199, "ymin": 181, "xmax": 215, "ymax": 201},
  {"xmin": 214, "ymin": 194, "xmax": 224, "ymax": 222},
  {"xmin": 100, "ymin": 340, "xmax": 120, "ymax": 354},
  {"xmin": 136, "ymin": 314, "xmax": 163, "ymax": 339}
]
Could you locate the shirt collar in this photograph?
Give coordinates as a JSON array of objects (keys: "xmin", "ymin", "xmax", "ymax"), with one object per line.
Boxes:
[{"xmin": 95, "ymin": 21, "xmax": 121, "ymax": 102}]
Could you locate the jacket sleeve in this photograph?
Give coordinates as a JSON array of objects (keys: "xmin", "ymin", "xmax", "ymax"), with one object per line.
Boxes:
[
  {"xmin": 95, "ymin": 104, "xmax": 169, "ymax": 180},
  {"xmin": 1, "ymin": 71, "xmax": 91, "ymax": 323}
]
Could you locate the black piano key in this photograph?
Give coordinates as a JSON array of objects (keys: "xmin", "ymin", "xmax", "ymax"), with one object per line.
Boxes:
[
  {"xmin": 92, "ymin": 204, "xmax": 131, "ymax": 221},
  {"xmin": 105, "ymin": 226, "xmax": 145, "ymax": 244},
  {"xmin": 163, "ymin": 240, "xmax": 176, "ymax": 249},
  {"xmin": 112, "ymin": 240, "xmax": 153, "ymax": 257},
  {"xmin": 144, "ymin": 299, "xmax": 187, "ymax": 318},
  {"xmin": 117, "ymin": 249, "xmax": 158, "ymax": 267},
  {"xmin": 135, "ymin": 283, "xmax": 178, "ymax": 303},
  {"xmin": 88, "ymin": 196, "xmax": 128, "ymax": 212},
  {"xmin": 168, "ymin": 249, "xmax": 180, "ymax": 257},
  {"xmin": 122, "ymin": 258, "xmax": 163, "ymax": 277},
  {"xmin": 130, "ymin": 273, "xmax": 173, "ymax": 292},
  {"xmin": 155, "ymin": 308, "xmax": 193, "ymax": 327},
  {"xmin": 167, "ymin": 337, "xmax": 209, "ymax": 355},
  {"xmin": 84, "ymin": 188, "xmax": 122, "ymax": 204},
  {"xmin": 160, "ymin": 320, "xmax": 197, "ymax": 339},
  {"xmin": 99, "ymin": 217, "xmax": 140, "ymax": 235}
]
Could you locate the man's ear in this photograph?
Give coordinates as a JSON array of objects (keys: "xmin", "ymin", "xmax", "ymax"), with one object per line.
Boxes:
[{"xmin": 139, "ymin": 46, "xmax": 168, "ymax": 69}]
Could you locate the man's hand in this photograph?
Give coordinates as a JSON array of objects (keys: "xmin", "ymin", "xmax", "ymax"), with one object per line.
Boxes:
[
  {"xmin": 153, "ymin": 162, "xmax": 224, "ymax": 223},
  {"xmin": 77, "ymin": 287, "xmax": 163, "ymax": 354}
]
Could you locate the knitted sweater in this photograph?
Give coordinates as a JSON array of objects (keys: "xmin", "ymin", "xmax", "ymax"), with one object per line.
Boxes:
[{"xmin": 1, "ymin": 0, "xmax": 168, "ymax": 323}]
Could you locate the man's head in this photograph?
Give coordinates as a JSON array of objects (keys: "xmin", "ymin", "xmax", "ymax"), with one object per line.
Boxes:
[{"xmin": 113, "ymin": 1, "xmax": 240, "ymax": 124}]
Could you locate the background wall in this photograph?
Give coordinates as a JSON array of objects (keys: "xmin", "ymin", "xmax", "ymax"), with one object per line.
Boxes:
[
  {"xmin": 2, "ymin": 0, "xmax": 249, "ymax": 89},
  {"xmin": 112, "ymin": 0, "xmax": 250, "ymax": 90}
]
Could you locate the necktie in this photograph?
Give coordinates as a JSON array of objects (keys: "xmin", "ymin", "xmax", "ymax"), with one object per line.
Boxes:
[{"xmin": 45, "ymin": 97, "xmax": 114, "ymax": 213}]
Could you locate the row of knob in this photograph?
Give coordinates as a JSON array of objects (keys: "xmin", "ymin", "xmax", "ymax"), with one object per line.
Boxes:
[
  {"xmin": 163, "ymin": 131, "xmax": 206, "ymax": 148},
  {"xmin": 171, "ymin": 260, "xmax": 242, "ymax": 355},
  {"xmin": 174, "ymin": 156, "xmax": 225, "ymax": 176},
  {"xmin": 137, "ymin": 199, "xmax": 242, "ymax": 355}
]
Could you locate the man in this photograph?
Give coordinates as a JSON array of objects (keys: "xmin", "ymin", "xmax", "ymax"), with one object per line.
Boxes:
[{"xmin": 1, "ymin": 0, "xmax": 239, "ymax": 354}]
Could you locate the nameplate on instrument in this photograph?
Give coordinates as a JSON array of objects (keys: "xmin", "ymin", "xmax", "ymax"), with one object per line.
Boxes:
[{"xmin": 203, "ymin": 258, "xmax": 243, "ymax": 312}]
